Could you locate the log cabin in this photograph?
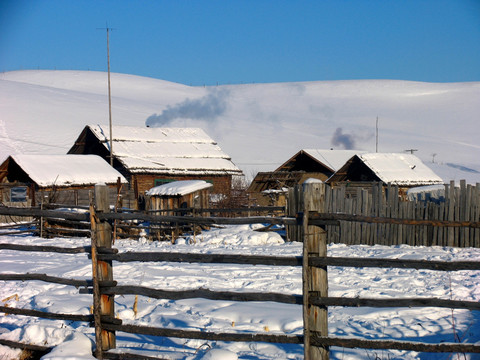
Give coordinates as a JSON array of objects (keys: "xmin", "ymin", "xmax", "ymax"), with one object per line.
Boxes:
[
  {"xmin": 326, "ymin": 153, "xmax": 444, "ymax": 198},
  {"xmin": 0, "ymin": 154, "xmax": 127, "ymax": 207},
  {"xmin": 247, "ymin": 149, "xmax": 364, "ymax": 206},
  {"xmin": 67, "ymin": 125, "xmax": 243, "ymax": 204}
]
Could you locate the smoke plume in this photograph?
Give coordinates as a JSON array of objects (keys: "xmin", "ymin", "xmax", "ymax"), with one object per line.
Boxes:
[
  {"xmin": 146, "ymin": 89, "xmax": 230, "ymax": 127},
  {"xmin": 331, "ymin": 127, "xmax": 356, "ymax": 150}
]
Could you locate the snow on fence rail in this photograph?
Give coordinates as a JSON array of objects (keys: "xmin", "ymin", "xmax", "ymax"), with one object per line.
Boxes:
[{"xmin": 1, "ymin": 183, "xmax": 480, "ymax": 359}]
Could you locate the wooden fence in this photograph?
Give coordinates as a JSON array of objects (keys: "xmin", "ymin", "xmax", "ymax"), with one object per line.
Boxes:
[
  {"xmin": 1, "ymin": 183, "xmax": 480, "ymax": 359},
  {"xmin": 287, "ymin": 181, "xmax": 480, "ymax": 248}
]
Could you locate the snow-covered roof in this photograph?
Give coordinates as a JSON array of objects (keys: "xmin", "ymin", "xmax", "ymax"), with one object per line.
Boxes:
[
  {"xmin": 6, "ymin": 154, "xmax": 127, "ymax": 187},
  {"xmin": 146, "ymin": 180, "xmax": 213, "ymax": 196},
  {"xmin": 407, "ymin": 184, "xmax": 445, "ymax": 201},
  {"xmin": 87, "ymin": 125, "xmax": 242, "ymax": 175},
  {"xmin": 357, "ymin": 153, "xmax": 444, "ymax": 186},
  {"xmin": 302, "ymin": 149, "xmax": 366, "ymax": 172},
  {"xmin": 303, "ymin": 178, "xmax": 324, "ymax": 184}
]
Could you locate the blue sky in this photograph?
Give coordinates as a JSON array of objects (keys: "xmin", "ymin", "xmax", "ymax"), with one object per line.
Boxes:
[{"xmin": 1, "ymin": 0, "xmax": 479, "ymax": 85}]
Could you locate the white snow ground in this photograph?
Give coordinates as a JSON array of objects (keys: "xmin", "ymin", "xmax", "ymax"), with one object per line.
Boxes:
[
  {"xmin": 1, "ymin": 225, "xmax": 479, "ymax": 359},
  {"xmin": 1, "ymin": 70, "xmax": 479, "ymax": 183}
]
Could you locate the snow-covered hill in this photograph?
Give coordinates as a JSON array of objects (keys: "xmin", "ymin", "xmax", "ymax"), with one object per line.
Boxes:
[{"xmin": 1, "ymin": 70, "xmax": 479, "ymax": 183}]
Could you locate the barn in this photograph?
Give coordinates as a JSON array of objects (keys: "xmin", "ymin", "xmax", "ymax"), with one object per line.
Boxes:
[
  {"xmin": 67, "ymin": 125, "xmax": 243, "ymax": 202},
  {"xmin": 0, "ymin": 154, "xmax": 127, "ymax": 206},
  {"xmin": 326, "ymin": 153, "xmax": 444, "ymax": 197}
]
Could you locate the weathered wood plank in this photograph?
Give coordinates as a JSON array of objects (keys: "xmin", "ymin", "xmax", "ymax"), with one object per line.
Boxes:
[
  {"xmin": 309, "ymin": 256, "xmax": 480, "ymax": 271},
  {"xmin": 99, "ymin": 252, "xmax": 302, "ymax": 266},
  {"xmin": 311, "ymin": 335, "xmax": 480, "ymax": 353},
  {"xmin": 101, "ymin": 285, "xmax": 302, "ymax": 304},
  {"xmin": 0, "ymin": 305, "xmax": 92, "ymax": 322},
  {"xmin": 0, "ymin": 339, "xmax": 51, "ymax": 354},
  {"xmin": 302, "ymin": 183, "xmax": 328, "ymax": 360},
  {"xmin": 101, "ymin": 323, "xmax": 304, "ymax": 344},
  {"xmin": 309, "ymin": 213, "xmax": 480, "ymax": 228},
  {"xmin": 0, "ymin": 243, "xmax": 91, "ymax": 253},
  {"xmin": 91, "ymin": 185, "xmax": 116, "ymax": 356},
  {"xmin": 310, "ymin": 296, "xmax": 480, "ymax": 310},
  {"xmin": 0, "ymin": 273, "xmax": 92, "ymax": 287}
]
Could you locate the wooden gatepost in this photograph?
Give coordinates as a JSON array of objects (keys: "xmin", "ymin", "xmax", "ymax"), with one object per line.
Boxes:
[
  {"xmin": 289, "ymin": 183, "xmax": 329, "ymax": 359},
  {"xmin": 90, "ymin": 184, "xmax": 116, "ymax": 358}
]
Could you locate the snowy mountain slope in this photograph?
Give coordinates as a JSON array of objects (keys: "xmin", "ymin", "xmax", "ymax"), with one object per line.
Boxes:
[{"xmin": 1, "ymin": 70, "xmax": 479, "ymax": 183}]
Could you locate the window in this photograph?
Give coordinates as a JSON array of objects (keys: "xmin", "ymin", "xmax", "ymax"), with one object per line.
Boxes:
[
  {"xmin": 154, "ymin": 179, "xmax": 176, "ymax": 187},
  {"xmin": 10, "ymin": 187, "xmax": 27, "ymax": 202}
]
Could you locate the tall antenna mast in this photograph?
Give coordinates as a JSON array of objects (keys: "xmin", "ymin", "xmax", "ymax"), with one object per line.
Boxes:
[
  {"xmin": 375, "ymin": 116, "xmax": 378, "ymax": 153},
  {"xmin": 107, "ymin": 26, "xmax": 113, "ymax": 165},
  {"xmin": 98, "ymin": 24, "xmax": 115, "ymax": 166}
]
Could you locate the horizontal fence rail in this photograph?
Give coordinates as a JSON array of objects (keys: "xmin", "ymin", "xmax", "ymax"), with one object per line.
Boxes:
[
  {"xmin": 0, "ymin": 243, "xmax": 91, "ymax": 254},
  {"xmin": 102, "ymin": 322, "xmax": 304, "ymax": 345},
  {"xmin": 309, "ymin": 256, "xmax": 480, "ymax": 271},
  {"xmin": 0, "ymin": 339, "xmax": 52, "ymax": 356},
  {"xmin": 0, "ymin": 305, "xmax": 93, "ymax": 323},
  {"xmin": 310, "ymin": 296, "xmax": 480, "ymax": 311},
  {"xmin": 310, "ymin": 212, "xmax": 480, "ymax": 228},
  {"xmin": 2, "ymin": 205, "xmax": 480, "ymax": 231},
  {"xmin": 98, "ymin": 251, "xmax": 302, "ymax": 266},
  {"xmin": 92, "ymin": 285, "xmax": 302, "ymax": 305},
  {"xmin": 311, "ymin": 335, "xmax": 480, "ymax": 354},
  {"xmin": 0, "ymin": 273, "xmax": 92, "ymax": 287}
]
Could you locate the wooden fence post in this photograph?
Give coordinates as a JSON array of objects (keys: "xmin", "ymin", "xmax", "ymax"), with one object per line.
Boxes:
[
  {"xmin": 90, "ymin": 184, "xmax": 115, "ymax": 358},
  {"xmin": 302, "ymin": 183, "xmax": 329, "ymax": 360}
]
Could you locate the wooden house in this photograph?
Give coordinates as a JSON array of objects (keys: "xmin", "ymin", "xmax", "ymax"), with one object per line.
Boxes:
[
  {"xmin": 326, "ymin": 153, "xmax": 444, "ymax": 197},
  {"xmin": 247, "ymin": 149, "xmax": 364, "ymax": 206},
  {"xmin": 275, "ymin": 149, "xmax": 364, "ymax": 181},
  {"xmin": 0, "ymin": 154, "xmax": 127, "ymax": 206},
  {"xmin": 145, "ymin": 180, "xmax": 212, "ymax": 212},
  {"xmin": 68, "ymin": 125, "xmax": 243, "ymax": 201}
]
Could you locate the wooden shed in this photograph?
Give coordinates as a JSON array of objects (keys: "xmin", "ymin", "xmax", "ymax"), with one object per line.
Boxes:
[
  {"xmin": 68, "ymin": 125, "xmax": 243, "ymax": 201},
  {"xmin": 0, "ymin": 154, "xmax": 127, "ymax": 207},
  {"xmin": 145, "ymin": 180, "xmax": 213, "ymax": 213}
]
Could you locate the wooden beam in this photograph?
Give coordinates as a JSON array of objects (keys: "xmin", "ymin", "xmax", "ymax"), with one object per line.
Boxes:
[
  {"xmin": 309, "ymin": 295, "xmax": 480, "ymax": 311},
  {"xmin": 101, "ymin": 285, "xmax": 302, "ymax": 305},
  {"xmin": 309, "ymin": 256, "xmax": 480, "ymax": 271},
  {"xmin": 98, "ymin": 252, "xmax": 302, "ymax": 267},
  {"xmin": 102, "ymin": 322, "xmax": 304, "ymax": 344},
  {"xmin": 311, "ymin": 335, "xmax": 480, "ymax": 353},
  {"xmin": 303, "ymin": 183, "xmax": 329, "ymax": 360},
  {"xmin": 91, "ymin": 185, "xmax": 116, "ymax": 357}
]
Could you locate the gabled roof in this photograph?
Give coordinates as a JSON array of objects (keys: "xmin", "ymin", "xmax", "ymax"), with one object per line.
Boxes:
[
  {"xmin": 328, "ymin": 153, "xmax": 444, "ymax": 186},
  {"xmin": 70, "ymin": 125, "xmax": 242, "ymax": 176},
  {"xmin": 276, "ymin": 149, "xmax": 365, "ymax": 173},
  {"xmin": 0, "ymin": 154, "xmax": 127, "ymax": 187},
  {"xmin": 302, "ymin": 149, "xmax": 365, "ymax": 172},
  {"xmin": 146, "ymin": 180, "xmax": 213, "ymax": 196}
]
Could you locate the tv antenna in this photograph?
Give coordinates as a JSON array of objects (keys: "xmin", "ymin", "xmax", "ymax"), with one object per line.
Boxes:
[
  {"xmin": 98, "ymin": 24, "xmax": 115, "ymax": 166},
  {"xmin": 405, "ymin": 149, "xmax": 418, "ymax": 154}
]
